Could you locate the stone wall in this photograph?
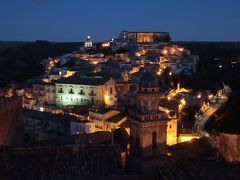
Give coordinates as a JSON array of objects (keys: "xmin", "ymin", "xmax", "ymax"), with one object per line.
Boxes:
[
  {"xmin": 0, "ymin": 97, "xmax": 24, "ymax": 146},
  {"xmin": 216, "ymin": 133, "xmax": 240, "ymax": 162}
]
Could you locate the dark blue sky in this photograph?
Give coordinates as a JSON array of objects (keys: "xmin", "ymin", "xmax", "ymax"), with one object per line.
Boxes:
[{"xmin": 0, "ymin": 0, "xmax": 240, "ymax": 42}]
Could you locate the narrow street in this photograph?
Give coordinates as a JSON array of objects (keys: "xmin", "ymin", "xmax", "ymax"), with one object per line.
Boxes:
[{"xmin": 193, "ymin": 85, "xmax": 231, "ymax": 137}]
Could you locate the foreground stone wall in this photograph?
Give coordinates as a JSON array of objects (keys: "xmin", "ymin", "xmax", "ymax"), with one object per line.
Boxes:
[
  {"xmin": 0, "ymin": 97, "xmax": 24, "ymax": 146},
  {"xmin": 217, "ymin": 133, "xmax": 240, "ymax": 162}
]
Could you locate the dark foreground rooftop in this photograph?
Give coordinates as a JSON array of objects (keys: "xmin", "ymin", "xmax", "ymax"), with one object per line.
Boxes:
[
  {"xmin": 0, "ymin": 145, "xmax": 123, "ymax": 179},
  {"xmin": 156, "ymin": 159, "xmax": 240, "ymax": 180}
]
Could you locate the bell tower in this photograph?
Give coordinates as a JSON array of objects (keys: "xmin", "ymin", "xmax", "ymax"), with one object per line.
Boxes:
[{"xmin": 128, "ymin": 70, "xmax": 169, "ymax": 158}]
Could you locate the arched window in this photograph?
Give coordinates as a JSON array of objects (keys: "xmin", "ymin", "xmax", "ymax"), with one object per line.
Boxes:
[
  {"xmin": 69, "ymin": 86, "xmax": 74, "ymax": 94},
  {"xmin": 80, "ymin": 89, "xmax": 84, "ymax": 95},
  {"xmin": 152, "ymin": 131, "xmax": 157, "ymax": 149},
  {"xmin": 59, "ymin": 86, "xmax": 63, "ymax": 93}
]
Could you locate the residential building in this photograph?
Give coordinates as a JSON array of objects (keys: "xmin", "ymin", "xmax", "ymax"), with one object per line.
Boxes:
[
  {"xmin": 70, "ymin": 120, "xmax": 95, "ymax": 135},
  {"xmin": 159, "ymin": 46, "xmax": 199, "ymax": 75},
  {"xmin": 32, "ymin": 81, "xmax": 56, "ymax": 106},
  {"xmin": 22, "ymin": 97, "xmax": 37, "ymax": 110},
  {"xmin": 23, "ymin": 109, "xmax": 78, "ymax": 141},
  {"xmin": 89, "ymin": 108, "xmax": 127, "ymax": 131}
]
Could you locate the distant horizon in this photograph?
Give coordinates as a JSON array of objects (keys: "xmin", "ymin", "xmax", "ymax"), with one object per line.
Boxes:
[{"xmin": 1, "ymin": 38, "xmax": 240, "ymax": 43}]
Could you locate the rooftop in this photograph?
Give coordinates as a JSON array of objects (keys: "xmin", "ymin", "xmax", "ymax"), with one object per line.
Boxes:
[
  {"xmin": 105, "ymin": 114, "xmax": 126, "ymax": 123},
  {"xmin": 56, "ymin": 75, "xmax": 109, "ymax": 86},
  {"xmin": 23, "ymin": 109, "xmax": 78, "ymax": 125},
  {"xmin": 0, "ymin": 145, "xmax": 123, "ymax": 179},
  {"xmin": 128, "ymin": 32, "xmax": 169, "ymax": 34},
  {"xmin": 156, "ymin": 159, "xmax": 240, "ymax": 180}
]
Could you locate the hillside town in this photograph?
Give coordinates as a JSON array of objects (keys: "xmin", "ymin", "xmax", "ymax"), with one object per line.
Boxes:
[{"xmin": 1, "ymin": 30, "xmax": 239, "ymax": 179}]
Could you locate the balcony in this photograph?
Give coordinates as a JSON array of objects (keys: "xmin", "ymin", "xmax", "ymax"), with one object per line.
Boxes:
[
  {"xmin": 69, "ymin": 91, "xmax": 74, "ymax": 94},
  {"xmin": 79, "ymin": 91, "xmax": 85, "ymax": 95},
  {"xmin": 89, "ymin": 92, "xmax": 96, "ymax": 96},
  {"xmin": 58, "ymin": 90, "xmax": 64, "ymax": 93}
]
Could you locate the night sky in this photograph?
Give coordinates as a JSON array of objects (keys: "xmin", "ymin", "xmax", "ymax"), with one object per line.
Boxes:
[{"xmin": 0, "ymin": 0, "xmax": 240, "ymax": 42}]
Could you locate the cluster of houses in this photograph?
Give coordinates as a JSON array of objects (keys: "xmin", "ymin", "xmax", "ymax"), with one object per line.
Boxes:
[{"xmin": 1, "ymin": 30, "xmax": 202, "ymax": 149}]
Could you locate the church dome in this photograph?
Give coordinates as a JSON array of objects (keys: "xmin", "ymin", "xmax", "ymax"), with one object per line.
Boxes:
[{"xmin": 138, "ymin": 71, "xmax": 159, "ymax": 89}]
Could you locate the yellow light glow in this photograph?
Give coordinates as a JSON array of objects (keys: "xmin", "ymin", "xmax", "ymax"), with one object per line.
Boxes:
[
  {"xmin": 157, "ymin": 69, "xmax": 163, "ymax": 75},
  {"xmin": 181, "ymin": 99, "xmax": 186, "ymax": 106},
  {"xmin": 179, "ymin": 48, "xmax": 184, "ymax": 52},
  {"xmin": 63, "ymin": 71, "xmax": 75, "ymax": 78},
  {"xmin": 197, "ymin": 94, "xmax": 202, "ymax": 99},
  {"xmin": 167, "ymin": 96, "xmax": 171, "ymax": 101},
  {"xmin": 169, "ymin": 72, "xmax": 172, "ymax": 76},
  {"xmin": 178, "ymin": 104, "xmax": 183, "ymax": 111},
  {"xmin": 166, "ymin": 109, "xmax": 170, "ymax": 114},
  {"xmin": 208, "ymin": 94, "xmax": 213, "ymax": 99},
  {"xmin": 102, "ymin": 42, "xmax": 110, "ymax": 47},
  {"xmin": 171, "ymin": 48, "xmax": 176, "ymax": 53},
  {"xmin": 166, "ymin": 152, "xmax": 172, "ymax": 156},
  {"xmin": 104, "ymin": 95, "xmax": 110, "ymax": 106},
  {"xmin": 135, "ymin": 52, "xmax": 141, "ymax": 57},
  {"xmin": 178, "ymin": 135, "xmax": 200, "ymax": 143},
  {"xmin": 163, "ymin": 49, "xmax": 168, "ymax": 54},
  {"xmin": 140, "ymin": 49, "xmax": 146, "ymax": 55}
]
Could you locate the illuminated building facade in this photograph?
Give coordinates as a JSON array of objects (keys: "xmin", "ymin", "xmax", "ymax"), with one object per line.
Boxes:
[
  {"xmin": 128, "ymin": 32, "xmax": 170, "ymax": 44},
  {"xmin": 55, "ymin": 76, "xmax": 117, "ymax": 107}
]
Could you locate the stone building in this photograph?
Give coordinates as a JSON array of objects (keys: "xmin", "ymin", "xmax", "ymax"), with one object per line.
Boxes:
[
  {"xmin": 128, "ymin": 70, "xmax": 177, "ymax": 158},
  {"xmin": 127, "ymin": 32, "xmax": 170, "ymax": 44},
  {"xmin": 23, "ymin": 109, "xmax": 77, "ymax": 141},
  {"xmin": 89, "ymin": 108, "xmax": 127, "ymax": 131}
]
